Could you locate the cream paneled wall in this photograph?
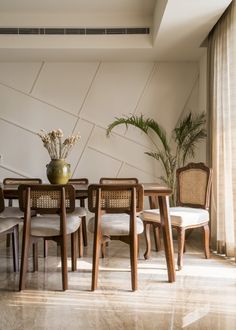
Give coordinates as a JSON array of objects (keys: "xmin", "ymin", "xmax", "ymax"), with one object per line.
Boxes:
[{"xmin": 0, "ymin": 61, "xmax": 203, "ymax": 183}]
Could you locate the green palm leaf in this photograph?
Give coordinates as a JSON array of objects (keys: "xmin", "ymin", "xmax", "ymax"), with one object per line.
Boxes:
[{"xmin": 106, "ymin": 114, "xmax": 170, "ymax": 153}]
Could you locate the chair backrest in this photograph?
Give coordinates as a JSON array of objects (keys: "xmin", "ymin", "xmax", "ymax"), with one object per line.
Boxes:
[
  {"xmin": 18, "ymin": 184, "xmax": 75, "ymax": 214},
  {"xmin": 99, "ymin": 178, "xmax": 139, "ymax": 184},
  {"xmin": 68, "ymin": 178, "xmax": 89, "ymax": 185},
  {"xmin": 176, "ymin": 162, "xmax": 212, "ymax": 209},
  {"xmin": 88, "ymin": 183, "xmax": 143, "ymax": 214},
  {"xmin": 3, "ymin": 178, "xmax": 42, "ymax": 185}
]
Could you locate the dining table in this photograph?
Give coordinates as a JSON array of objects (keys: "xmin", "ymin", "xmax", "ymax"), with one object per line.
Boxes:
[{"xmin": 2, "ymin": 182, "xmax": 176, "ymax": 283}]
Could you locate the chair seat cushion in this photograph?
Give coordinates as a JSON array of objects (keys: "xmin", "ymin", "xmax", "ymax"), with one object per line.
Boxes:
[
  {"xmin": 141, "ymin": 207, "xmax": 209, "ymax": 227},
  {"xmin": 0, "ymin": 217, "xmax": 21, "ymax": 233},
  {"xmin": 88, "ymin": 213, "xmax": 144, "ymax": 236},
  {"xmin": 31, "ymin": 212, "xmax": 81, "ymax": 237},
  {"xmin": 1, "ymin": 207, "xmax": 24, "ymax": 218}
]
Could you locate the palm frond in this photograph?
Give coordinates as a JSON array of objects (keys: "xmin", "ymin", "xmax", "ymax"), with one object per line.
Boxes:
[
  {"xmin": 181, "ymin": 129, "xmax": 207, "ymax": 164},
  {"xmin": 145, "ymin": 150, "xmax": 168, "ymax": 171},
  {"xmin": 106, "ymin": 114, "xmax": 170, "ymax": 153},
  {"xmin": 174, "ymin": 112, "xmax": 206, "ymax": 148},
  {"xmin": 106, "ymin": 114, "xmax": 148, "ymax": 136}
]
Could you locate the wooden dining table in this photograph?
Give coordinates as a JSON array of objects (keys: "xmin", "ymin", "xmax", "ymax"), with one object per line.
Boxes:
[{"xmin": 2, "ymin": 182, "xmax": 176, "ymax": 283}]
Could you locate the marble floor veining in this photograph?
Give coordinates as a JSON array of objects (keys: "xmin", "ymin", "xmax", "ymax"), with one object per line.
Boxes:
[{"xmin": 0, "ymin": 231, "xmax": 236, "ymax": 330}]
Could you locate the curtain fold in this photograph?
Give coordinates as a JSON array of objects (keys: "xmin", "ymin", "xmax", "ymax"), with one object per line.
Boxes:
[{"xmin": 208, "ymin": 0, "xmax": 236, "ymax": 258}]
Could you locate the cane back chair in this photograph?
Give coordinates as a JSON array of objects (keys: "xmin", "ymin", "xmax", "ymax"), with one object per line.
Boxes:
[
  {"xmin": 141, "ymin": 162, "xmax": 212, "ymax": 270},
  {"xmin": 88, "ymin": 183, "xmax": 144, "ymax": 291},
  {"xmin": 43, "ymin": 178, "xmax": 88, "ymax": 258},
  {"xmin": 18, "ymin": 184, "xmax": 81, "ymax": 291},
  {"xmin": 99, "ymin": 178, "xmax": 139, "ymax": 257}
]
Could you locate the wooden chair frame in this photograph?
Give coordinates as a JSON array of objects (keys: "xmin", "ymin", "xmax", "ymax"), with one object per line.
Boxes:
[
  {"xmin": 44, "ymin": 178, "xmax": 88, "ymax": 258},
  {"xmin": 143, "ymin": 162, "xmax": 213, "ymax": 270},
  {"xmin": 88, "ymin": 183, "xmax": 143, "ymax": 291},
  {"xmin": 18, "ymin": 184, "xmax": 78, "ymax": 291},
  {"xmin": 99, "ymin": 178, "xmax": 140, "ymax": 257}
]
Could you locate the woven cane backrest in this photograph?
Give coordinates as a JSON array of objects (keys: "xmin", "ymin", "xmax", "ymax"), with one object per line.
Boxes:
[
  {"xmin": 18, "ymin": 184, "xmax": 75, "ymax": 214},
  {"xmin": 88, "ymin": 184, "xmax": 143, "ymax": 213},
  {"xmin": 3, "ymin": 178, "xmax": 42, "ymax": 185},
  {"xmin": 100, "ymin": 178, "xmax": 139, "ymax": 184},
  {"xmin": 176, "ymin": 163, "xmax": 212, "ymax": 209},
  {"xmin": 0, "ymin": 188, "xmax": 5, "ymax": 212}
]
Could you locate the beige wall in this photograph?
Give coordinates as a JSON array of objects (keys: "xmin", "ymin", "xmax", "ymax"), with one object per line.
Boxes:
[{"xmin": 0, "ymin": 60, "xmax": 205, "ymax": 183}]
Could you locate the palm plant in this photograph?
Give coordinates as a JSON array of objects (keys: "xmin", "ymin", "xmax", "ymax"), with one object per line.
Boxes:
[{"xmin": 106, "ymin": 112, "xmax": 207, "ymax": 205}]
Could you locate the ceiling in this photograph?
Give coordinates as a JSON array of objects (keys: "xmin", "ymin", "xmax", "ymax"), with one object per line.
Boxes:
[{"xmin": 0, "ymin": 0, "xmax": 232, "ymax": 61}]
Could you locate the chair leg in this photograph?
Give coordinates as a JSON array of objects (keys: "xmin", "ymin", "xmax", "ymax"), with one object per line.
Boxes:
[
  {"xmin": 12, "ymin": 225, "xmax": 19, "ymax": 272},
  {"xmin": 71, "ymin": 230, "xmax": 78, "ymax": 271},
  {"xmin": 101, "ymin": 242, "xmax": 106, "ymax": 258},
  {"xmin": 33, "ymin": 242, "xmax": 39, "ymax": 272},
  {"xmin": 130, "ymin": 234, "xmax": 138, "ymax": 291},
  {"xmin": 82, "ymin": 217, "xmax": 88, "ymax": 247},
  {"xmin": 43, "ymin": 239, "xmax": 48, "ymax": 258},
  {"xmin": 177, "ymin": 227, "xmax": 185, "ymax": 270},
  {"xmin": 153, "ymin": 224, "xmax": 161, "ymax": 251},
  {"xmin": 203, "ymin": 224, "xmax": 210, "ymax": 259},
  {"xmin": 91, "ymin": 229, "xmax": 101, "ymax": 291},
  {"xmin": 19, "ymin": 230, "xmax": 30, "ymax": 291},
  {"xmin": 80, "ymin": 199, "xmax": 88, "ymax": 247},
  {"xmin": 6, "ymin": 233, "xmax": 11, "ymax": 248},
  {"xmin": 78, "ymin": 225, "xmax": 83, "ymax": 258},
  {"xmin": 61, "ymin": 239, "xmax": 68, "ymax": 291},
  {"xmin": 144, "ymin": 222, "xmax": 151, "ymax": 260}
]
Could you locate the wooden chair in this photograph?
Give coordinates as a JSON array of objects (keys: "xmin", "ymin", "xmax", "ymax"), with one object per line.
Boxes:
[
  {"xmin": 88, "ymin": 183, "xmax": 144, "ymax": 291},
  {"xmin": 43, "ymin": 178, "xmax": 88, "ymax": 258},
  {"xmin": 3, "ymin": 178, "xmax": 42, "ymax": 247},
  {"xmin": 99, "ymin": 178, "xmax": 139, "ymax": 257},
  {"xmin": 18, "ymin": 184, "xmax": 81, "ymax": 291},
  {"xmin": 141, "ymin": 162, "xmax": 212, "ymax": 270},
  {"xmin": 0, "ymin": 187, "xmax": 20, "ymax": 272}
]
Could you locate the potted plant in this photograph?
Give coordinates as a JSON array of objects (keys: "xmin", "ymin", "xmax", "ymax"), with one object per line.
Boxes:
[
  {"xmin": 38, "ymin": 129, "xmax": 80, "ymax": 184},
  {"xmin": 106, "ymin": 112, "xmax": 207, "ymax": 205}
]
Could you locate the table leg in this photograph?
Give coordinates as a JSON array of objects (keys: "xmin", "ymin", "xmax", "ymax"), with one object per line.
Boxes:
[{"xmin": 158, "ymin": 195, "xmax": 176, "ymax": 282}]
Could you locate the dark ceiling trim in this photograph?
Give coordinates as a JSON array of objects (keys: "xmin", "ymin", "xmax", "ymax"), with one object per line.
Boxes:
[{"xmin": 0, "ymin": 27, "xmax": 150, "ymax": 35}]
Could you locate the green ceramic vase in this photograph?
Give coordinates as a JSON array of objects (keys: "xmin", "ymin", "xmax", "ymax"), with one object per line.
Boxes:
[{"xmin": 46, "ymin": 159, "xmax": 71, "ymax": 184}]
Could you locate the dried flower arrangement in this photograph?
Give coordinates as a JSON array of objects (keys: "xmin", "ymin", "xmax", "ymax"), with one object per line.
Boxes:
[{"xmin": 37, "ymin": 129, "xmax": 80, "ymax": 160}]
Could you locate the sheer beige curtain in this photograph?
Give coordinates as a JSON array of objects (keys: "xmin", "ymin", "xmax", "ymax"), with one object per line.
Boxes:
[{"xmin": 208, "ymin": 0, "xmax": 236, "ymax": 259}]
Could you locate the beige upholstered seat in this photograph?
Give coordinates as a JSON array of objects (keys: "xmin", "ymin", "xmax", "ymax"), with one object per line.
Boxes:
[
  {"xmin": 0, "ymin": 187, "xmax": 21, "ymax": 272},
  {"xmin": 142, "ymin": 207, "xmax": 209, "ymax": 227},
  {"xmin": 31, "ymin": 214, "xmax": 81, "ymax": 237},
  {"xmin": 1, "ymin": 207, "xmax": 23, "ymax": 218},
  {"xmin": 141, "ymin": 163, "xmax": 212, "ymax": 270},
  {"xmin": 88, "ymin": 213, "xmax": 144, "ymax": 236},
  {"xmin": 0, "ymin": 217, "xmax": 21, "ymax": 233},
  {"xmin": 88, "ymin": 183, "xmax": 144, "ymax": 291},
  {"xmin": 3, "ymin": 178, "xmax": 42, "ymax": 246},
  {"xmin": 18, "ymin": 184, "xmax": 81, "ymax": 291}
]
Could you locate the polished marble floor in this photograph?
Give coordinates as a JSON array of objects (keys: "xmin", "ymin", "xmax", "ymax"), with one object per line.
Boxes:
[{"xmin": 0, "ymin": 230, "xmax": 236, "ymax": 330}]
